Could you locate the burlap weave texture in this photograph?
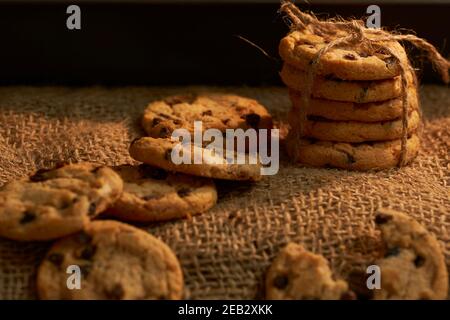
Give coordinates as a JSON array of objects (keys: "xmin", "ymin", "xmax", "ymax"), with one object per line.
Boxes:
[{"xmin": 0, "ymin": 85, "xmax": 448, "ymax": 299}]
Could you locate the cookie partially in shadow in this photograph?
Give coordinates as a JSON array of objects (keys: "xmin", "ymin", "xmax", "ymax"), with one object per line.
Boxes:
[{"xmin": 106, "ymin": 164, "xmax": 217, "ymax": 222}]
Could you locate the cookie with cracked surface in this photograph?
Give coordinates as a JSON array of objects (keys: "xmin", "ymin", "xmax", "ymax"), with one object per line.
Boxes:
[
  {"xmin": 286, "ymin": 134, "xmax": 420, "ymax": 171},
  {"xmin": 129, "ymin": 137, "xmax": 262, "ymax": 181},
  {"xmin": 289, "ymin": 88, "xmax": 418, "ymax": 122},
  {"xmin": 37, "ymin": 220, "xmax": 183, "ymax": 300},
  {"xmin": 106, "ymin": 164, "xmax": 217, "ymax": 222},
  {"xmin": 290, "ymin": 109, "xmax": 420, "ymax": 143},
  {"xmin": 281, "ymin": 64, "xmax": 415, "ymax": 103},
  {"xmin": 279, "ymin": 28, "xmax": 409, "ymax": 80},
  {"xmin": 266, "ymin": 243, "xmax": 355, "ymax": 300},
  {"xmin": 372, "ymin": 208, "xmax": 448, "ymax": 299},
  {"xmin": 0, "ymin": 162, "xmax": 123, "ymax": 241},
  {"xmin": 141, "ymin": 93, "xmax": 272, "ymax": 140}
]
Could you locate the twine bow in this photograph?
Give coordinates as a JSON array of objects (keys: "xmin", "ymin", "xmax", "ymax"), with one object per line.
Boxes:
[{"xmin": 280, "ymin": 0, "xmax": 450, "ymax": 167}]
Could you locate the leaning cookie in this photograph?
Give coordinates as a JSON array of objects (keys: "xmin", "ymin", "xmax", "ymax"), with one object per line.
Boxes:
[
  {"xmin": 0, "ymin": 162, "xmax": 123, "ymax": 241},
  {"xmin": 142, "ymin": 93, "xmax": 272, "ymax": 140},
  {"xmin": 105, "ymin": 164, "xmax": 217, "ymax": 222},
  {"xmin": 129, "ymin": 137, "xmax": 262, "ymax": 181},
  {"xmin": 286, "ymin": 134, "xmax": 420, "ymax": 171},
  {"xmin": 266, "ymin": 243, "xmax": 355, "ymax": 300},
  {"xmin": 372, "ymin": 209, "xmax": 448, "ymax": 300},
  {"xmin": 37, "ymin": 220, "xmax": 183, "ymax": 299}
]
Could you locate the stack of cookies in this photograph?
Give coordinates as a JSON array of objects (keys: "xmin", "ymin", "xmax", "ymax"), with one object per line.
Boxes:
[{"xmin": 279, "ymin": 28, "xmax": 421, "ymax": 170}]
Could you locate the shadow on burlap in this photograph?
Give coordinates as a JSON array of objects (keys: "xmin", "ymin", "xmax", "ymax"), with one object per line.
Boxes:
[{"xmin": 0, "ymin": 85, "xmax": 448, "ymax": 299}]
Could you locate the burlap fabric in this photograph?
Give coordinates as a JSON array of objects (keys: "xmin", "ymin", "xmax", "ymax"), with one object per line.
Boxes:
[{"xmin": 0, "ymin": 85, "xmax": 448, "ymax": 299}]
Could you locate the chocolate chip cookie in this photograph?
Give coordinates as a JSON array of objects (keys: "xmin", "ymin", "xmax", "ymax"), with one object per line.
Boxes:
[
  {"xmin": 372, "ymin": 209, "xmax": 448, "ymax": 299},
  {"xmin": 142, "ymin": 93, "xmax": 272, "ymax": 140},
  {"xmin": 279, "ymin": 28, "xmax": 409, "ymax": 80},
  {"xmin": 289, "ymin": 88, "xmax": 418, "ymax": 122},
  {"xmin": 286, "ymin": 134, "xmax": 420, "ymax": 170},
  {"xmin": 37, "ymin": 220, "xmax": 184, "ymax": 300},
  {"xmin": 106, "ymin": 164, "xmax": 217, "ymax": 222},
  {"xmin": 129, "ymin": 137, "xmax": 262, "ymax": 181},
  {"xmin": 0, "ymin": 163, "xmax": 123, "ymax": 241},
  {"xmin": 266, "ymin": 243, "xmax": 354, "ymax": 300},
  {"xmin": 291, "ymin": 109, "xmax": 420, "ymax": 143},
  {"xmin": 281, "ymin": 63, "xmax": 412, "ymax": 103}
]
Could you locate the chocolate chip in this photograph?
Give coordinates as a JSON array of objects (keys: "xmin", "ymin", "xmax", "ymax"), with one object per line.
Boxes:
[
  {"xmin": 88, "ymin": 202, "xmax": 97, "ymax": 216},
  {"xmin": 343, "ymin": 53, "xmax": 358, "ymax": 60},
  {"xmin": 29, "ymin": 169, "xmax": 51, "ymax": 182},
  {"xmin": 340, "ymin": 290, "xmax": 357, "ymax": 300},
  {"xmin": 80, "ymin": 264, "xmax": 92, "ymax": 277},
  {"xmin": 152, "ymin": 118, "xmax": 161, "ymax": 127},
  {"xmin": 359, "ymin": 52, "xmax": 371, "ymax": 58},
  {"xmin": 20, "ymin": 211, "xmax": 36, "ymax": 224},
  {"xmin": 47, "ymin": 253, "xmax": 64, "ymax": 267},
  {"xmin": 375, "ymin": 213, "xmax": 393, "ymax": 225},
  {"xmin": 202, "ymin": 110, "xmax": 213, "ymax": 116},
  {"xmin": 244, "ymin": 113, "xmax": 260, "ymax": 128},
  {"xmin": 177, "ymin": 188, "xmax": 191, "ymax": 198},
  {"xmin": 347, "ymin": 270, "xmax": 373, "ymax": 300},
  {"xmin": 79, "ymin": 245, "xmax": 97, "ymax": 260},
  {"xmin": 106, "ymin": 284, "xmax": 125, "ymax": 300},
  {"xmin": 273, "ymin": 275, "xmax": 289, "ymax": 289},
  {"xmin": 414, "ymin": 255, "xmax": 425, "ymax": 267},
  {"xmin": 164, "ymin": 94, "xmax": 196, "ymax": 106},
  {"xmin": 222, "ymin": 119, "xmax": 231, "ymax": 125},
  {"xmin": 159, "ymin": 127, "xmax": 170, "ymax": 138},
  {"xmin": 76, "ymin": 231, "xmax": 92, "ymax": 244},
  {"xmin": 164, "ymin": 149, "xmax": 172, "ymax": 161},
  {"xmin": 385, "ymin": 247, "xmax": 401, "ymax": 258}
]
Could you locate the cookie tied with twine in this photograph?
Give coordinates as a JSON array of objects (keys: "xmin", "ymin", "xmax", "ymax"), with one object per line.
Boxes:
[{"xmin": 280, "ymin": 0, "xmax": 450, "ymax": 168}]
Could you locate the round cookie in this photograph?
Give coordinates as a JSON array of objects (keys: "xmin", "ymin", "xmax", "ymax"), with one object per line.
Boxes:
[
  {"xmin": 289, "ymin": 88, "xmax": 419, "ymax": 122},
  {"xmin": 372, "ymin": 209, "xmax": 448, "ymax": 300},
  {"xmin": 142, "ymin": 93, "xmax": 272, "ymax": 139},
  {"xmin": 266, "ymin": 243, "xmax": 354, "ymax": 300},
  {"xmin": 106, "ymin": 164, "xmax": 217, "ymax": 222},
  {"xmin": 281, "ymin": 63, "xmax": 410, "ymax": 103},
  {"xmin": 279, "ymin": 28, "xmax": 409, "ymax": 80},
  {"xmin": 286, "ymin": 134, "xmax": 420, "ymax": 171},
  {"xmin": 129, "ymin": 137, "xmax": 262, "ymax": 181},
  {"xmin": 291, "ymin": 109, "xmax": 420, "ymax": 143},
  {"xmin": 37, "ymin": 220, "xmax": 183, "ymax": 300},
  {"xmin": 0, "ymin": 162, "xmax": 123, "ymax": 241}
]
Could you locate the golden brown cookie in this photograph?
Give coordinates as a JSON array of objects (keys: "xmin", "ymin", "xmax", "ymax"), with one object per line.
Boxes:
[
  {"xmin": 279, "ymin": 28, "xmax": 409, "ymax": 80},
  {"xmin": 129, "ymin": 137, "xmax": 262, "ymax": 181},
  {"xmin": 281, "ymin": 63, "xmax": 409, "ymax": 103},
  {"xmin": 106, "ymin": 164, "xmax": 217, "ymax": 222},
  {"xmin": 37, "ymin": 220, "xmax": 184, "ymax": 300},
  {"xmin": 142, "ymin": 93, "xmax": 272, "ymax": 139},
  {"xmin": 372, "ymin": 209, "xmax": 448, "ymax": 300},
  {"xmin": 289, "ymin": 89, "xmax": 418, "ymax": 122},
  {"xmin": 266, "ymin": 243, "xmax": 354, "ymax": 300},
  {"xmin": 286, "ymin": 134, "xmax": 420, "ymax": 171},
  {"xmin": 290, "ymin": 109, "xmax": 420, "ymax": 143},
  {"xmin": 0, "ymin": 163, "xmax": 123, "ymax": 241}
]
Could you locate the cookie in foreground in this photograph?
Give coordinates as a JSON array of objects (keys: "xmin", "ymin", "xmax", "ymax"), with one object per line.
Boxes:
[{"xmin": 37, "ymin": 220, "xmax": 183, "ymax": 300}]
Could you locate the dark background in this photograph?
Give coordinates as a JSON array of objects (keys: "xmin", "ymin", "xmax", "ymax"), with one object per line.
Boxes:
[{"xmin": 0, "ymin": 1, "xmax": 448, "ymax": 85}]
